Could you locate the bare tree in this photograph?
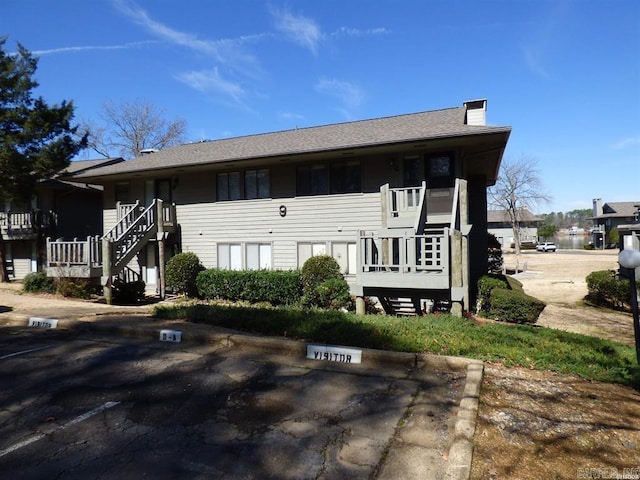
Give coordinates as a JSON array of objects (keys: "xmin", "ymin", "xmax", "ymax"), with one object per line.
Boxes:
[
  {"xmin": 86, "ymin": 99, "xmax": 187, "ymax": 159},
  {"xmin": 488, "ymin": 156, "xmax": 551, "ymax": 256}
]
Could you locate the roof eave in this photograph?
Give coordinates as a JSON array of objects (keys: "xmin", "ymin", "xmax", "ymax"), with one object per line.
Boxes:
[{"xmin": 71, "ymin": 127, "xmax": 511, "ymax": 183}]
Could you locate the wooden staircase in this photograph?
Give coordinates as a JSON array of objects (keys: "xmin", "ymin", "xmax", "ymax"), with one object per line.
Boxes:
[
  {"xmin": 103, "ymin": 200, "xmax": 159, "ymax": 277},
  {"xmin": 354, "ymin": 178, "xmax": 472, "ymax": 316},
  {"xmin": 46, "ymin": 199, "xmax": 176, "ymax": 285},
  {"xmin": 379, "ymin": 296, "xmax": 422, "ymax": 316}
]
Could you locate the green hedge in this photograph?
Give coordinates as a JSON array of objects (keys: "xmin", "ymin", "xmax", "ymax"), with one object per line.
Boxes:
[
  {"xmin": 477, "ymin": 273, "xmax": 544, "ymax": 324},
  {"xmin": 476, "ymin": 274, "xmax": 510, "ymax": 313},
  {"xmin": 586, "ymin": 270, "xmax": 630, "ymax": 308},
  {"xmin": 489, "ymin": 288, "xmax": 546, "ymax": 324},
  {"xmin": 196, "ymin": 269, "xmax": 301, "ymax": 306},
  {"xmin": 166, "ymin": 252, "xmax": 204, "ymax": 297}
]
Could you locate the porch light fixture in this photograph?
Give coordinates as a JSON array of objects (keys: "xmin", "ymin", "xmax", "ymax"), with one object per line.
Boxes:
[{"xmin": 619, "ymin": 248, "xmax": 640, "ymax": 364}]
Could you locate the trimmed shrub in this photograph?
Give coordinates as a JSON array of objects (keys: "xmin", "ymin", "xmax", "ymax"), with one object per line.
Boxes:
[
  {"xmin": 196, "ymin": 269, "xmax": 301, "ymax": 306},
  {"xmin": 300, "ymin": 255, "xmax": 348, "ymax": 308},
  {"xmin": 476, "ymin": 274, "xmax": 510, "ymax": 313},
  {"xmin": 112, "ymin": 279, "xmax": 146, "ymax": 304},
  {"xmin": 55, "ymin": 277, "xmax": 95, "ymax": 299},
  {"xmin": 23, "ymin": 270, "xmax": 56, "ymax": 294},
  {"xmin": 314, "ymin": 278, "xmax": 351, "ymax": 310},
  {"xmin": 166, "ymin": 252, "xmax": 205, "ymax": 297},
  {"xmin": 488, "ymin": 287, "xmax": 546, "ymax": 324},
  {"xmin": 586, "ymin": 270, "xmax": 630, "ymax": 308}
]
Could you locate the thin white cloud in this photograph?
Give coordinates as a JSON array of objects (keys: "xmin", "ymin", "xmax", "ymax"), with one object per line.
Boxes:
[
  {"xmin": 316, "ymin": 78, "xmax": 365, "ymax": 110},
  {"xmin": 114, "ymin": 0, "xmax": 222, "ymax": 58},
  {"xmin": 522, "ymin": 47, "xmax": 550, "ymax": 80},
  {"xmin": 113, "ymin": 0, "xmax": 261, "ymax": 72},
  {"xmin": 612, "ymin": 136, "xmax": 640, "ymax": 149},
  {"xmin": 279, "ymin": 111, "xmax": 305, "ymax": 121},
  {"xmin": 332, "ymin": 27, "xmax": 390, "ymax": 37},
  {"xmin": 520, "ymin": 2, "xmax": 571, "ymax": 79},
  {"xmin": 31, "ymin": 41, "xmax": 157, "ymax": 56},
  {"xmin": 113, "ymin": 0, "xmax": 265, "ymax": 105},
  {"xmin": 271, "ymin": 6, "xmax": 322, "ymax": 54},
  {"xmin": 175, "ymin": 68, "xmax": 247, "ymax": 106}
]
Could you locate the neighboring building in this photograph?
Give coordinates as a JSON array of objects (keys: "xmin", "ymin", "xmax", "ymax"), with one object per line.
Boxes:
[
  {"xmin": 487, "ymin": 208, "xmax": 541, "ymax": 248},
  {"xmin": 49, "ymin": 99, "xmax": 511, "ymax": 316},
  {"xmin": 592, "ymin": 198, "xmax": 640, "ymax": 248},
  {"xmin": 0, "ymin": 158, "xmax": 123, "ymax": 279}
]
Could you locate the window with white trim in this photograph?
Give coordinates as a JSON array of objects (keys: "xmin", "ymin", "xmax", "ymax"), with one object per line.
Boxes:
[
  {"xmin": 332, "ymin": 242, "xmax": 357, "ymax": 275},
  {"xmin": 218, "ymin": 243, "xmax": 242, "ymax": 270},
  {"xmin": 218, "ymin": 243, "xmax": 272, "ymax": 270},
  {"xmin": 246, "ymin": 243, "xmax": 272, "ymax": 270},
  {"xmin": 297, "ymin": 242, "xmax": 327, "ymax": 267}
]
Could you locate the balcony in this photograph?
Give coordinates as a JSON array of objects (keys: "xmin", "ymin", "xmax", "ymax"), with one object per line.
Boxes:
[
  {"xmin": 356, "ymin": 228, "xmax": 451, "ymax": 291},
  {"xmin": 0, "ymin": 211, "xmax": 56, "ymax": 239},
  {"xmin": 46, "ymin": 199, "xmax": 177, "ymax": 279}
]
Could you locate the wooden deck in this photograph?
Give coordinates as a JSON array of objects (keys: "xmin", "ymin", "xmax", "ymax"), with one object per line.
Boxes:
[
  {"xmin": 0, "ymin": 211, "xmax": 56, "ymax": 239},
  {"xmin": 46, "ymin": 200, "xmax": 176, "ymax": 279}
]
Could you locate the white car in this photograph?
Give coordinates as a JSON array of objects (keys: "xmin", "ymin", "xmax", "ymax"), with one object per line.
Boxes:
[{"xmin": 536, "ymin": 242, "xmax": 557, "ymax": 252}]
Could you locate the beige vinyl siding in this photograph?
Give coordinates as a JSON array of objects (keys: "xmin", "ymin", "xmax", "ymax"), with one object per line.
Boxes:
[
  {"xmin": 99, "ymin": 157, "xmax": 392, "ymax": 273},
  {"xmin": 176, "ymin": 192, "xmax": 381, "ymax": 271},
  {"xmin": 7, "ymin": 241, "xmax": 33, "ymax": 279}
]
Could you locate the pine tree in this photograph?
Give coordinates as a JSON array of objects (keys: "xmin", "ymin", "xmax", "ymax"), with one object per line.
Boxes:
[{"xmin": 0, "ymin": 37, "xmax": 87, "ymax": 281}]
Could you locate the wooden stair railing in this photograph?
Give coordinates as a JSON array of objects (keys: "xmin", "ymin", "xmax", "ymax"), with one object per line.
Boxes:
[{"xmin": 104, "ymin": 199, "xmax": 159, "ymax": 276}]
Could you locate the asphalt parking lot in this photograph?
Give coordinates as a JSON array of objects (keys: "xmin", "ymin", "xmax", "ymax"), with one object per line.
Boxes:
[{"xmin": 0, "ymin": 324, "xmax": 480, "ymax": 480}]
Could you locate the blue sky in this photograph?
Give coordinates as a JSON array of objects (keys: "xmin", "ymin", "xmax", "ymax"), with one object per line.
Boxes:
[{"xmin": 2, "ymin": 0, "xmax": 639, "ymax": 214}]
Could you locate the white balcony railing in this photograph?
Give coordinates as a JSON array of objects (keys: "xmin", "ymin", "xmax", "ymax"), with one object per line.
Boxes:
[
  {"xmin": 356, "ymin": 228, "xmax": 450, "ymax": 290},
  {"xmin": 382, "ymin": 182, "xmax": 426, "ymax": 228},
  {"xmin": 46, "ymin": 236, "xmax": 102, "ymax": 268}
]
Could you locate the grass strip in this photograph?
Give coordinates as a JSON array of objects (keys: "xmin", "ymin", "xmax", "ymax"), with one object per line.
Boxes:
[{"xmin": 153, "ymin": 303, "xmax": 638, "ymax": 386}]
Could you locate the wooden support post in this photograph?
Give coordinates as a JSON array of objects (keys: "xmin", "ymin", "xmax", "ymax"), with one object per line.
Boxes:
[
  {"xmin": 355, "ymin": 296, "xmax": 365, "ymax": 315},
  {"xmin": 450, "ymin": 229, "xmax": 463, "ymax": 317},
  {"xmin": 103, "ymin": 238, "xmax": 113, "ymax": 305},
  {"xmin": 156, "ymin": 199, "xmax": 166, "ymax": 300}
]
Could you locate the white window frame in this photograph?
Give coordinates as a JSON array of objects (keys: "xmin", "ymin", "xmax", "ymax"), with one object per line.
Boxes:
[
  {"xmin": 246, "ymin": 243, "xmax": 272, "ymax": 270},
  {"xmin": 297, "ymin": 242, "xmax": 328, "ymax": 268},
  {"xmin": 218, "ymin": 242, "xmax": 272, "ymax": 270},
  {"xmin": 218, "ymin": 243, "xmax": 242, "ymax": 270},
  {"xmin": 331, "ymin": 242, "xmax": 357, "ymax": 275}
]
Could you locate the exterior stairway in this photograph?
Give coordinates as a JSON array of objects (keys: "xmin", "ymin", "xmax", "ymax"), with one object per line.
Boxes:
[
  {"xmin": 103, "ymin": 200, "xmax": 159, "ymax": 277},
  {"xmin": 354, "ymin": 178, "xmax": 471, "ymax": 316},
  {"xmin": 46, "ymin": 199, "xmax": 175, "ymax": 283},
  {"xmin": 379, "ymin": 296, "xmax": 421, "ymax": 316}
]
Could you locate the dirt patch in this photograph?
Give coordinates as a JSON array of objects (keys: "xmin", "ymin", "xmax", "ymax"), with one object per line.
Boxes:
[
  {"xmin": 472, "ymin": 364, "xmax": 640, "ymax": 479},
  {"xmin": 471, "ymin": 249, "xmax": 640, "ymax": 479}
]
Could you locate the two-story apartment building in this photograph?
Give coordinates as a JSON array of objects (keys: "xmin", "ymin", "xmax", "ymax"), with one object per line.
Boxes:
[
  {"xmin": 1, "ymin": 157, "xmax": 123, "ymax": 279},
  {"xmin": 592, "ymin": 198, "xmax": 640, "ymax": 248},
  {"xmin": 49, "ymin": 100, "xmax": 511, "ymax": 316}
]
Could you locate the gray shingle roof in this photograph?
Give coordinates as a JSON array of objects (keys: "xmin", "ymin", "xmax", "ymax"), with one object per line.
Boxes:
[
  {"xmin": 487, "ymin": 209, "xmax": 542, "ymax": 223},
  {"xmin": 60, "ymin": 157, "xmax": 124, "ymax": 175},
  {"xmin": 72, "ymin": 105, "xmax": 511, "ymax": 180},
  {"xmin": 597, "ymin": 202, "xmax": 640, "ymax": 218}
]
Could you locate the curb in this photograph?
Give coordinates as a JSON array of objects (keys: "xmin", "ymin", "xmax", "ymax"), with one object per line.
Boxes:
[
  {"xmin": 445, "ymin": 362, "xmax": 484, "ymax": 480},
  {"xmin": 1, "ymin": 312, "xmax": 484, "ymax": 478}
]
